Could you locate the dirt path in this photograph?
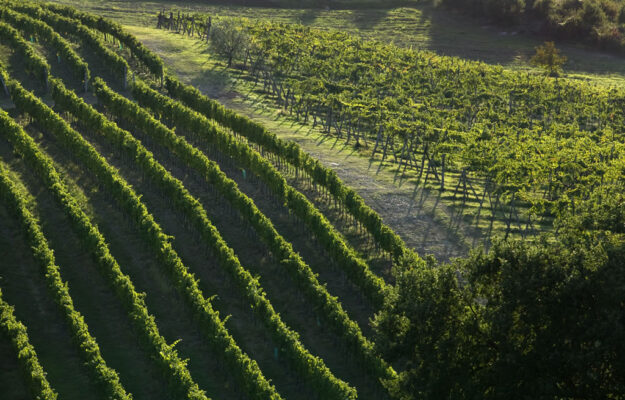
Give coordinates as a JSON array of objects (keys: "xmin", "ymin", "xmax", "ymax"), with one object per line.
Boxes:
[{"xmin": 127, "ymin": 26, "xmax": 483, "ymax": 262}]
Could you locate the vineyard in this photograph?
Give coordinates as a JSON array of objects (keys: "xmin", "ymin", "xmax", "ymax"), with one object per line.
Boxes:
[
  {"xmin": 0, "ymin": 1, "xmax": 419, "ymax": 399},
  {"xmin": 1, "ymin": 1, "xmax": 624, "ymax": 400},
  {"xmin": 153, "ymin": 11, "xmax": 625, "ymax": 243}
]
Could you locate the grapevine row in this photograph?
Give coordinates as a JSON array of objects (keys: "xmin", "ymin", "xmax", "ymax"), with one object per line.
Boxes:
[
  {"xmin": 47, "ymin": 75, "xmax": 287, "ymax": 400},
  {"xmin": 8, "ymin": 2, "xmax": 128, "ymax": 86},
  {"xmin": 1, "ymin": 68, "xmax": 209, "ymax": 400},
  {"xmin": 43, "ymin": 2, "xmax": 164, "ymax": 79},
  {"xmin": 36, "ymin": 3, "xmax": 406, "ymax": 288},
  {"xmin": 92, "ymin": 76, "xmax": 358, "ymax": 400},
  {"xmin": 0, "ymin": 7, "xmax": 89, "ymax": 85},
  {"xmin": 0, "ymin": 109, "xmax": 132, "ymax": 400},
  {"xmin": 173, "ymin": 15, "xmax": 625, "ymax": 239},
  {"xmin": 0, "ymin": 12, "xmax": 291, "ymax": 400},
  {"xmin": 0, "ymin": 21, "xmax": 48, "ymax": 88},
  {"xmin": 130, "ymin": 81, "xmax": 396, "ymax": 381},
  {"xmin": 0, "ymin": 286, "xmax": 56, "ymax": 400},
  {"xmin": 165, "ymin": 75, "xmax": 416, "ymax": 264}
]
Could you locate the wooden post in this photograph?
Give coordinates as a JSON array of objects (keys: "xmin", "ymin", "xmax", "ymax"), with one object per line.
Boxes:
[
  {"xmin": 83, "ymin": 68, "xmax": 88, "ymax": 93},
  {"xmin": 206, "ymin": 16, "xmax": 212, "ymax": 42},
  {"xmin": 0, "ymin": 74, "xmax": 9, "ymax": 97},
  {"xmin": 440, "ymin": 153, "xmax": 446, "ymax": 190},
  {"xmin": 122, "ymin": 65, "xmax": 127, "ymax": 89}
]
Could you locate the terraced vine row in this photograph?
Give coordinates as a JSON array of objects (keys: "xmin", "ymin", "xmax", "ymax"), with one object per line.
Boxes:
[{"xmin": 0, "ymin": 2, "xmax": 415, "ymax": 399}]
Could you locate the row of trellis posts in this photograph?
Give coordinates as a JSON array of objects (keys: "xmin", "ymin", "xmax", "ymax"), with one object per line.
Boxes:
[{"xmin": 156, "ymin": 10, "xmax": 212, "ymax": 42}]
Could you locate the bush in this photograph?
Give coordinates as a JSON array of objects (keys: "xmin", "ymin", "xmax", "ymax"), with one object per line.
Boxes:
[{"xmin": 530, "ymin": 41, "xmax": 567, "ymax": 76}]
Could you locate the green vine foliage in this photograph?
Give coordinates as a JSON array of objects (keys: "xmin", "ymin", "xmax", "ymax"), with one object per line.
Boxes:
[
  {"xmin": 9, "ymin": 2, "xmax": 128, "ymax": 82},
  {"xmin": 0, "ymin": 287, "xmax": 57, "ymax": 400},
  {"xmin": 43, "ymin": 2, "xmax": 163, "ymax": 78},
  {"xmin": 130, "ymin": 81, "xmax": 396, "ymax": 383},
  {"xmin": 1, "ymin": 69, "xmax": 209, "ymax": 400},
  {"xmin": 0, "ymin": 110, "xmax": 131, "ymax": 400},
  {"xmin": 0, "ymin": 21, "xmax": 48, "ymax": 85},
  {"xmin": 0, "ymin": 7, "xmax": 89, "ymax": 82},
  {"xmin": 164, "ymin": 75, "xmax": 416, "ymax": 264},
  {"xmin": 92, "ymin": 76, "xmax": 357, "ymax": 400}
]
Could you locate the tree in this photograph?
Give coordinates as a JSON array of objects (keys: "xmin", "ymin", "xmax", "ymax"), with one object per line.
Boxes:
[
  {"xmin": 209, "ymin": 19, "xmax": 249, "ymax": 68},
  {"xmin": 530, "ymin": 41, "xmax": 567, "ymax": 76},
  {"xmin": 374, "ymin": 235, "xmax": 625, "ymax": 399}
]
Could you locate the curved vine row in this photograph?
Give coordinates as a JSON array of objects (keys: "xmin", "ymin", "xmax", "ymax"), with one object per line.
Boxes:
[
  {"xmin": 130, "ymin": 81, "xmax": 396, "ymax": 382},
  {"xmin": 32, "ymin": 2, "xmax": 412, "ymax": 279},
  {"xmin": 92, "ymin": 76, "xmax": 357, "ymax": 400},
  {"xmin": 1, "ymin": 68, "xmax": 210, "ymax": 400},
  {"xmin": 0, "ymin": 6, "xmax": 89, "ymax": 84},
  {"xmin": 8, "ymin": 2, "xmax": 128, "ymax": 85},
  {"xmin": 164, "ymin": 75, "xmax": 416, "ymax": 264},
  {"xmin": 0, "ymin": 21, "xmax": 48, "ymax": 87},
  {"xmin": 0, "ymin": 111, "xmax": 131, "ymax": 400},
  {"xmin": 43, "ymin": 2, "xmax": 164, "ymax": 78},
  {"xmin": 0, "ymin": 286, "xmax": 57, "ymax": 400}
]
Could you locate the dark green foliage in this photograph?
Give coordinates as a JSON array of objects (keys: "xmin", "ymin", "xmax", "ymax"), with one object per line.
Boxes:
[
  {"xmin": 90, "ymin": 76, "xmax": 353, "ymax": 400},
  {"xmin": 1, "ymin": 69, "xmax": 210, "ymax": 400},
  {"xmin": 0, "ymin": 7, "xmax": 89, "ymax": 82},
  {"xmin": 163, "ymin": 75, "xmax": 414, "ymax": 267},
  {"xmin": 131, "ymin": 79, "xmax": 395, "ymax": 385},
  {"xmin": 437, "ymin": 0, "xmax": 625, "ymax": 50},
  {"xmin": 374, "ymin": 230, "xmax": 625, "ymax": 399}
]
